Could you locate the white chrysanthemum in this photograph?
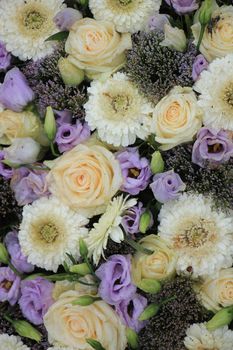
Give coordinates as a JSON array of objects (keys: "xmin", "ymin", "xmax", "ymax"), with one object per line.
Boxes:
[
  {"xmin": 89, "ymin": 0, "xmax": 161, "ymax": 33},
  {"xmin": 19, "ymin": 196, "xmax": 89, "ymax": 272},
  {"xmin": 86, "ymin": 195, "xmax": 137, "ymax": 265},
  {"xmin": 194, "ymin": 54, "xmax": 233, "ymax": 131},
  {"xmin": 184, "ymin": 323, "xmax": 233, "ymax": 350},
  {"xmin": 0, "ymin": 334, "xmax": 29, "ymax": 350},
  {"xmin": 47, "ymin": 347, "xmax": 74, "ymax": 350},
  {"xmin": 0, "ymin": 0, "xmax": 65, "ymax": 61},
  {"xmin": 158, "ymin": 193, "xmax": 233, "ymax": 278},
  {"xmin": 84, "ymin": 72, "xmax": 153, "ymax": 147}
]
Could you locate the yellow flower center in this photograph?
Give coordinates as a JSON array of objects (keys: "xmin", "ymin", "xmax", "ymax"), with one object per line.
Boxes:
[
  {"xmin": 40, "ymin": 223, "xmax": 59, "ymax": 243},
  {"xmin": 118, "ymin": 0, "xmax": 133, "ymax": 5},
  {"xmin": 107, "ymin": 0, "xmax": 137, "ymax": 11},
  {"xmin": 222, "ymin": 82, "xmax": 233, "ymax": 109},
  {"xmin": 24, "ymin": 10, "xmax": 46, "ymax": 30},
  {"xmin": 0, "ymin": 280, "xmax": 13, "ymax": 291}
]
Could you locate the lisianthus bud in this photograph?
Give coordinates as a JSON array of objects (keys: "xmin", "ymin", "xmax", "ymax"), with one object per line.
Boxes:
[
  {"xmin": 44, "ymin": 106, "xmax": 56, "ymax": 142},
  {"xmin": 78, "ymin": 0, "xmax": 89, "ymax": 5},
  {"xmin": 12, "ymin": 320, "xmax": 42, "ymax": 342},
  {"xmin": 79, "ymin": 238, "xmax": 88, "ymax": 258},
  {"xmin": 150, "ymin": 151, "xmax": 164, "ymax": 174},
  {"xmin": 72, "ymin": 295, "xmax": 101, "ymax": 306},
  {"xmin": 206, "ymin": 306, "xmax": 233, "ymax": 331},
  {"xmin": 58, "ymin": 57, "xmax": 84, "ymax": 86},
  {"xmin": 69, "ymin": 263, "xmax": 91, "ymax": 276},
  {"xmin": 138, "ymin": 278, "xmax": 161, "ymax": 294},
  {"xmin": 199, "ymin": 0, "xmax": 214, "ymax": 26},
  {"xmin": 0, "ymin": 243, "xmax": 9, "ymax": 264},
  {"xmin": 86, "ymin": 338, "xmax": 106, "ymax": 350},
  {"xmin": 161, "ymin": 24, "xmax": 187, "ymax": 52},
  {"xmin": 138, "ymin": 303, "xmax": 160, "ymax": 321},
  {"xmin": 139, "ymin": 211, "xmax": 152, "ymax": 234},
  {"xmin": 126, "ymin": 328, "xmax": 139, "ymax": 349}
]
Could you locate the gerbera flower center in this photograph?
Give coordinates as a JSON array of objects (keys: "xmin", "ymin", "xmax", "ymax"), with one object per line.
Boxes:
[
  {"xmin": 40, "ymin": 223, "xmax": 59, "ymax": 243},
  {"xmin": 106, "ymin": 0, "xmax": 136, "ymax": 11},
  {"xmin": 222, "ymin": 82, "xmax": 233, "ymax": 109},
  {"xmin": 118, "ymin": 0, "xmax": 133, "ymax": 5},
  {"xmin": 24, "ymin": 10, "xmax": 46, "ymax": 30}
]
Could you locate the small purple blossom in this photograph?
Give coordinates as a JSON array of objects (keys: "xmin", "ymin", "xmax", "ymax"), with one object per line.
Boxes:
[
  {"xmin": 116, "ymin": 148, "xmax": 152, "ymax": 195},
  {"xmin": 192, "ymin": 127, "xmax": 233, "ymax": 167},
  {"xmin": 4, "ymin": 231, "xmax": 34, "ymax": 274},
  {"xmin": 10, "ymin": 167, "xmax": 50, "ymax": 206},
  {"xmin": 19, "ymin": 278, "xmax": 54, "ymax": 325},
  {"xmin": 148, "ymin": 14, "xmax": 170, "ymax": 31},
  {"xmin": 96, "ymin": 255, "xmax": 136, "ymax": 305},
  {"xmin": 0, "ymin": 151, "xmax": 13, "ymax": 179},
  {"xmin": 0, "ymin": 41, "xmax": 11, "ymax": 71},
  {"xmin": 0, "ymin": 67, "xmax": 35, "ymax": 112},
  {"xmin": 165, "ymin": 0, "xmax": 199, "ymax": 14},
  {"xmin": 121, "ymin": 202, "xmax": 144, "ymax": 235},
  {"xmin": 0, "ymin": 267, "xmax": 21, "ymax": 305},
  {"xmin": 192, "ymin": 55, "xmax": 209, "ymax": 81},
  {"xmin": 55, "ymin": 121, "xmax": 91, "ymax": 153},
  {"xmin": 150, "ymin": 170, "xmax": 186, "ymax": 203},
  {"xmin": 54, "ymin": 8, "xmax": 82, "ymax": 31},
  {"xmin": 55, "ymin": 109, "xmax": 73, "ymax": 126},
  {"xmin": 115, "ymin": 293, "xmax": 148, "ymax": 332}
]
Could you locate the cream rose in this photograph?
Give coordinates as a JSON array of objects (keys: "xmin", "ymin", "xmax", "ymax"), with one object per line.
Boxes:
[
  {"xmin": 192, "ymin": 5, "xmax": 233, "ymax": 62},
  {"xmin": 196, "ymin": 268, "xmax": 233, "ymax": 313},
  {"xmin": 132, "ymin": 234, "xmax": 177, "ymax": 285},
  {"xmin": 152, "ymin": 86, "xmax": 202, "ymax": 150},
  {"xmin": 46, "ymin": 143, "xmax": 123, "ymax": 217},
  {"xmin": 0, "ymin": 110, "xmax": 48, "ymax": 146},
  {"xmin": 65, "ymin": 18, "xmax": 132, "ymax": 79},
  {"xmin": 44, "ymin": 290, "xmax": 127, "ymax": 350}
]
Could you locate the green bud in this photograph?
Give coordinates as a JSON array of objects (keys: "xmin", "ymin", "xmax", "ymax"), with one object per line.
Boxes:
[
  {"xmin": 44, "ymin": 106, "xmax": 56, "ymax": 142},
  {"xmin": 199, "ymin": 0, "xmax": 214, "ymax": 26},
  {"xmin": 86, "ymin": 338, "xmax": 106, "ymax": 350},
  {"xmin": 72, "ymin": 295, "xmax": 101, "ymax": 306},
  {"xmin": 58, "ymin": 57, "xmax": 85, "ymax": 86},
  {"xmin": 138, "ymin": 278, "xmax": 161, "ymax": 294},
  {"xmin": 70, "ymin": 263, "xmax": 91, "ymax": 276},
  {"xmin": 0, "ymin": 243, "xmax": 9, "ymax": 264},
  {"xmin": 139, "ymin": 303, "xmax": 160, "ymax": 321},
  {"xmin": 12, "ymin": 320, "xmax": 42, "ymax": 342},
  {"xmin": 79, "ymin": 238, "xmax": 88, "ymax": 258},
  {"xmin": 78, "ymin": 0, "xmax": 89, "ymax": 6},
  {"xmin": 126, "ymin": 328, "xmax": 139, "ymax": 349},
  {"xmin": 150, "ymin": 151, "xmax": 164, "ymax": 174},
  {"xmin": 139, "ymin": 211, "xmax": 151, "ymax": 234},
  {"xmin": 206, "ymin": 306, "xmax": 233, "ymax": 331}
]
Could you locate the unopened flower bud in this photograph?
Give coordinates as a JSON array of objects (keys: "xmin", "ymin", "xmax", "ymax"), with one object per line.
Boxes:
[
  {"xmin": 86, "ymin": 338, "xmax": 106, "ymax": 350},
  {"xmin": 58, "ymin": 57, "xmax": 84, "ymax": 86},
  {"xmin": 69, "ymin": 263, "xmax": 91, "ymax": 276},
  {"xmin": 206, "ymin": 306, "xmax": 233, "ymax": 331},
  {"xmin": 12, "ymin": 320, "xmax": 42, "ymax": 342},
  {"xmin": 139, "ymin": 303, "xmax": 160, "ymax": 321},
  {"xmin": 161, "ymin": 24, "xmax": 187, "ymax": 52},
  {"xmin": 79, "ymin": 238, "xmax": 88, "ymax": 258},
  {"xmin": 139, "ymin": 211, "xmax": 152, "ymax": 234},
  {"xmin": 0, "ymin": 243, "xmax": 9, "ymax": 264},
  {"xmin": 199, "ymin": 0, "xmax": 214, "ymax": 26},
  {"xmin": 44, "ymin": 106, "xmax": 56, "ymax": 142},
  {"xmin": 126, "ymin": 328, "xmax": 139, "ymax": 349},
  {"xmin": 72, "ymin": 295, "xmax": 101, "ymax": 306},
  {"xmin": 150, "ymin": 151, "xmax": 164, "ymax": 174},
  {"xmin": 78, "ymin": 0, "xmax": 89, "ymax": 6},
  {"xmin": 138, "ymin": 278, "xmax": 161, "ymax": 294}
]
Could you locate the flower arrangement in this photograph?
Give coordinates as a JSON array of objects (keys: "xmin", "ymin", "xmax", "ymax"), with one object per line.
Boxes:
[{"xmin": 0, "ymin": 0, "xmax": 233, "ymax": 349}]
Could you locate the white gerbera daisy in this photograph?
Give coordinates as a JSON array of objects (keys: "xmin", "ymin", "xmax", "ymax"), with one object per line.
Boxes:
[
  {"xmin": 0, "ymin": 0, "xmax": 65, "ymax": 61},
  {"xmin": 194, "ymin": 54, "xmax": 233, "ymax": 131},
  {"xmin": 84, "ymin": 72, "xmax": 153, "ymax": 147},
  {"xmin": 86, "ymin": 195, "xmax": 137, "ymax": 265},
  {"xmin": 89, "ymin": 0, "xmax": 161, "ymax": 33},
  {"xmin": 184, "ymin": 323, "xmax": 233, "ymax": 350},
  {"xmin": 0, "ymin": 334, "xmax": 29, "ymax": 350},
  {"xmin": 158, "ymin": 193, "xmax": 233, "ymax": 278},
  {"xmin": 19, "ymin": 196, "xmax": 89, "ymax": 272}
]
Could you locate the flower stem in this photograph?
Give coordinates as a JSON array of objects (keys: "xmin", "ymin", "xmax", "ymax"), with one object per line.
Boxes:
[
  {"xmin": 8, "ymin": 261, "xmax": 22, "ymax": 278},
  {"xmin": 197, "ymin": 24, "xmax": 206, "ymax": 51},
  {"xmin": 124, "ymin": 235, "xmax": 153, "ymax": 255},
  {"xmin": 50, "ymin": 142, "xmax": 60, "ymax": 157}
]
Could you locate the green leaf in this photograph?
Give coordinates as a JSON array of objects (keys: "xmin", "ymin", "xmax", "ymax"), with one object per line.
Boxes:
[
  {"xmin": 45, "ymin": 31, "xmax": 69, "ymax": 42},
  {"xmin": 86, "ymin": 338, "xmax": 106, "ymax": 350}
]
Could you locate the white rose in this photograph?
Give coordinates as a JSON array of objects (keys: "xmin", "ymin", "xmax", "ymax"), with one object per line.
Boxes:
[
  {"xmin": 4, "ymin": 137, "xmax": 41, "ymax": 165},
  {"xmin": 161, "ymin": 24, "xmax": 187, "ymax": 52}
]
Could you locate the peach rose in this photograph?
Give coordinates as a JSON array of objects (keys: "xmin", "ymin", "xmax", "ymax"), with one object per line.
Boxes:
[
  {"xmin": 44, "ymin": 290, "xmax": 127, "ymax": 350},
  {"xmin": 65, "ymin": 18, "xmax": 132, "ymax": 79},
  {"xmin": 46, "ymin": 143, "xmax": 123, "ymax": 217},
  {"xmin": 132, "ymin": 234, "xmax": 177, "ymax": 284}
]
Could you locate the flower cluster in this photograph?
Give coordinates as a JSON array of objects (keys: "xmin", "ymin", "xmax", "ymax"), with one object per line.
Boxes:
[{"xmin": 0, "ymin": 1, "xmax": 233, "ymax": 350}]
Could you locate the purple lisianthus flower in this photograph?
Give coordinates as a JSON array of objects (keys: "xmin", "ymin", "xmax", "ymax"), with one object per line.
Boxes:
[
  {"xmin": 192, "ymin": 127, "xmax": 233, "ymax": 167},
  {"xmin": 165, "ymin": 0, "xmax": 198, "ymax": 14},
  {"xmin": 55, "ymin": 121, "xmax": 91, "ymax": 153},
  {"xmin": 96, "ymin": 255, "xmax": 136, "ymax": 305},
  {"xmin": 0, "ymin": 67, "xmax": 35, "ymax": 112},
  {"xmin": 4, "ymin": 231, "xmax": 34, "ymax": 274},
  {"xmin": 19, "ymin": 278, "xmax": 54, "ymax": 325},
  {"xmin": 150, "ymin": 170, "xmax": 186, "ymax": 203},
  {"xmin": 192, "ymin": 55, "xmax": 209, "ymax": 81},
  {"xmin": 121, "ymin": 202, "xmax": 144, "ymax": 235},
  {"xmin": 148, "ymin": 14, "xmax": 170, "ymax": 31},
  {"xmin": 10, "ymin": 167, "xmax": 50, "ymax": 206},
  {"xmin": 55, "ymin": 109, "xmax": 73, "ymax": 126},
  {"xmin": 0, "ymin": 267, "xmax": 21, "ymax": 306},
  {"xmin": 115, "ymin": 293, "xmax": 148, "ymax": 332},
  {"xmin": 116, "ymin": 148, "xmax": 152, "ymax": 195},
  {"xmin": 54, "ymin": 8, "xmax": 82, "ymax": 31},
  {"xmin": 0, "ymin": 151, "xmax": 13, "ymax": 179},
  {"xmin": 0, "ymin": 41, "xmax": 11, "ymax": 71}
]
